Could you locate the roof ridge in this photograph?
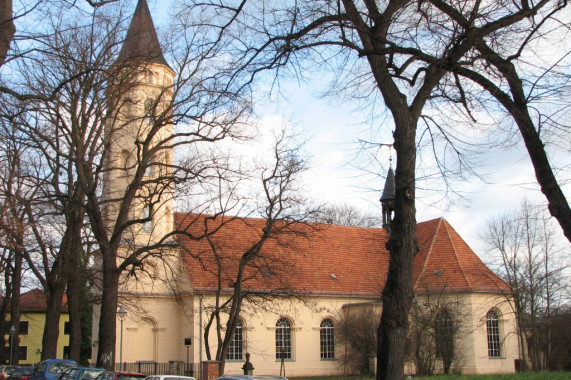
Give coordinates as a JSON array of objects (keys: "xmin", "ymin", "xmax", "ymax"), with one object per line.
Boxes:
[
  {"xmin": 442, "ymin": 219, "xmax": 472, "ymax": 289},
  {"xmin": 413, "ymin": 218, "xmax": 441, "ymax": 288}
]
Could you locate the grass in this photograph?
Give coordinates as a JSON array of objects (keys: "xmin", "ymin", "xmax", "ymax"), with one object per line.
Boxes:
[
  {"xmin": 413, "ymin": 372, "xmax": 571, "ymax": 379},
  {"xmin": 290, "ymin": 372, "xmax": 571, "ymax": 380}
]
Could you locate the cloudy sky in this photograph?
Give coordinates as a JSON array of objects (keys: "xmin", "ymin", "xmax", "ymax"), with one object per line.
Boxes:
[{"xmin": 151, "ymin": 0, "xmax": 570, "ymax": 259}]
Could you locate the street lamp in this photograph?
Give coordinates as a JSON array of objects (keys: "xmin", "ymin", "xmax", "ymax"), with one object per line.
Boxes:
[
  {"xmin": 9, "ymin": 326, "xmax": 15, "ymax": 365},
  {"xmin": 117, "ymin": 305, "xmax": 127, "ymax": 371}
]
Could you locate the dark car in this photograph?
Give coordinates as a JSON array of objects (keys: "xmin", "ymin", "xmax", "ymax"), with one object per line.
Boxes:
[
  {"xmin": 93, "ymin": 372, "xmax": 145, "ymax": 380},
  {"xmin": 6, "ymin": 367, "xmax": 35, "ymax": 380},
  {"xmin": 0, "ymin": 366, "xmax": 18, "ymax": 380},
  {"xmin": 59, "ymin": 368, "xmax": 105, "ymax": 380},
  {"xmin": 31, "ymin": 360, "xmax": 77, "ymax": 380}
]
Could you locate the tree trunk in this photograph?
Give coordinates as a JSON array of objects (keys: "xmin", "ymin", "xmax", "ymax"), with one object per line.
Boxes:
[
  {"xmin": 9, "ymin": 250, "xmax": 21, "ymax": 364},
  {"xmin": 41, "ymin": 284, "xmax": 66, "ymax": 360},
  {"xmin": 66, "ymin": 210, "xmax": 84, "ymax": 363},
  {"xmin": 378, "ymin": 115, "xmax": 418, "ymax": 380},
  {"xmin": 0, "ymin": 0, "xmax": 15, "ymax": 67},
  {"xmin": 96, "ymin": 256, "xmax": 120, "ymax": 370}
]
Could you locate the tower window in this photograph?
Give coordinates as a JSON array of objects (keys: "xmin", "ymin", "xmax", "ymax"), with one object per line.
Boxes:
[
  {"xmin": 142, "ymin": 204, "xmax": 152, "ymax": 232},
  {"xmin": 144, "ymin": 98, "xmax": 154, "ymax": 124}
]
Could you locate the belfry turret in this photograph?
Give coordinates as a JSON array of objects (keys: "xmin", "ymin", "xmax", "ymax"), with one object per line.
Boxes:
[{"xmin": 380, "ymin": 166, "xmax": 395, "ymax": 232}]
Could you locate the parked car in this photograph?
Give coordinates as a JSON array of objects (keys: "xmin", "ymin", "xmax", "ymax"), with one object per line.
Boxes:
[
  {"xmin": 145, "ymin": 376, "xmax": 196, "ymax": 380},
  {"xmin": 93, "ymin": 372, "xmax": 145, "ymax": 380},
  {"xmin": 216, "ymin": 376, "xmax": 287, "ymax": 380},
  {"xmin": 31, "ymin": 360, "xmax": 77, "ymax": 380},
  {"xmin": 0, "ymin": 366, "xmax": 17, "ymax": 380},
  {"xmin": 59, "ymin": 367, "xmax": 105, "ymax": 380},
  {"xmin": 6, "ymin": 367, "xmax": 35, "ymax": 380}
]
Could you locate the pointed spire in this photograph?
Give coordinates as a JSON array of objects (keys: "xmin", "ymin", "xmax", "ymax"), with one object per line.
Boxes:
[
  {"xmin": 380, "ymin": 166, "xmax": 395, "ymax": 232},
  {"xmin": 116, "ymin": 0, "xmax": 169, "ymax": 68},
  {"xmin": 380, "ymin": 166, "xmax": 395, "ymax": 202}
]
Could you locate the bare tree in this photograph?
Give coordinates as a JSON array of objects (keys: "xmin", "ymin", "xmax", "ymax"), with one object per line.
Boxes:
[
  {"xmin": 175, "ymin": 130, "xmax": 315, "ymax": 373},
  {"xmin": 484, "ymin": 200, "xmax": 569, "ymax": 370},
  {"xmin": 313, "ymin": 203, "xmax": 382, "ymax": 228},
  {"xmin": 407, "ymin": 288, "xmax": 468, "ymax": 376},
  {"xmin": 336, "ymin": 306, "xmax": 380, "ymax": 376},
  {"xmin": 177, "ymin": 1, "xmax": 565, "ymax": 377}
]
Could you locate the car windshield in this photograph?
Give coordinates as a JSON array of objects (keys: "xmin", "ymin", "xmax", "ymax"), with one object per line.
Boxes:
[
  {"xmin": 14, "ymin": 368, "xmax": 34, "ymax": 376},
  {"xmin": 48, "ymin": 363, "xmax": 75, "ymax": 374},
  {"xmin": 81, "ymin": 370, "xmax": 104, "ymax": 380},
  {"xmin": 117, "ymin": 376, "xmax": 145, "ymax": 380}
]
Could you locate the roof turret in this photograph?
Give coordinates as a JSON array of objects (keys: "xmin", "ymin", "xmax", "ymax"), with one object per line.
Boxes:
[{"xmin": 380, "ymin": 166, "xmax": 395, "ymax": 202}]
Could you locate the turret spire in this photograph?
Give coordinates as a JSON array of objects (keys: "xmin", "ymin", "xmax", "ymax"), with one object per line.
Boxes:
[
  {"xmin": 116, "ymin": 0, "xmax": 169, "ymax": 68},
  {"xmin": 380, "ymin": 166, "xmax": 395, "ymax": 232}
]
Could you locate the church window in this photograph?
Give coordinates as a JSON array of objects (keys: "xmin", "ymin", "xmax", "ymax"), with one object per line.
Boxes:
[
  {"xmin": 486, "ymin": 309, "xmax": 501, "ymax": 358},
  {"xmin": 147, "ymin": 71, "xmax": 153, "ymax": 84},
  {"xmin": 142, "ymin": 204, "xmax": 152, "ymax": 232},
  {"xmin": 119, "ymin": 150, "xmax": 130, "ymax": 171},
  {"xmin": 226, "ymin": 319, "xmax": 244, "ymax": 361},
  {"xmin": 276, "ymin": 318, "xmax": 292, "ymax": 360},
  {"xmin": 320, "ymin": 318, "xmax": 335, "ymax": 359},
  {"xmin": 144, "ymin": 98, "xmax": 154, "ymax": 124},
  {"xmin": 435, "ymin": 309, "xmax": 454, "ymax": 359},
  {"xmin": 144, "ymin": 155, "xmax": 154, "ymax": 177}
]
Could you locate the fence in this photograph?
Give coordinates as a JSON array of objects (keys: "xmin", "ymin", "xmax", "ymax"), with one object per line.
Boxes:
[{"xmin": 115, "ymin": 362, "xmax": 202, "ymax": 379}]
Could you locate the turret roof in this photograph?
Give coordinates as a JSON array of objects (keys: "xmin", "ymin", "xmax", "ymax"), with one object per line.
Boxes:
[
  {"xmin": 116, "ymin": 0, "xmax": 170, "ymax": 68},
  {"xmin": 380, "ymin": 167, "xmax": 395, "ymax": 202}
]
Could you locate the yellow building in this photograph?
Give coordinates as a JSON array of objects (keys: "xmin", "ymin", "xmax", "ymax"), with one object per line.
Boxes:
[
  {"xmin": 2, "ymin": 289, "xmax": 70, "ymax": 365},
  {"xmin": 91, "ymin": 0, "xmax": 521, "ymax": 376}
]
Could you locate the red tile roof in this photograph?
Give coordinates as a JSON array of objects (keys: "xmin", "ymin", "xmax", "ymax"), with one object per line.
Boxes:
[
  {"xmin": 175, "ymin": 214, "xmax": 508, "ymax": 297},
  {"xmin": 0, "ymin": 289, "xmax": 68, "ymax": 312}
]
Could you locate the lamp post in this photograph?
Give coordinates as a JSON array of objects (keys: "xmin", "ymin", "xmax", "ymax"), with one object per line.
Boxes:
[
  {"xmin": 184, "ymin": 338, "xmax": 191, "ymax": 376},
  {"xmin": 9, "ymin": 326, "xmax": 15, "ymax": 365},
  {"xmin": 117, "ymin": 305, "xmax": 127, "ymax": 371}
]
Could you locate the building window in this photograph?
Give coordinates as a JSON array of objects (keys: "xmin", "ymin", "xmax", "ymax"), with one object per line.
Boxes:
[
  {"xmin": 64, "ymin": 321, "xmax": 70, "ymax": 335},
  {"xmin": 320, "ymin": 318, "xmax": 335, "ymax": 359},
  {"xmin": 19, "ymin": 321, "xmax": 29, "ymax": 335},
  {"xmin": 63, "ymin": 345, "xmax": 70, "ymax": 359},
  {"xmin": 226, "ymin": 319, "xmax": 244, "ymax": 361},
  {"xmin": 18, "ymin": 346, "xmax": 27, "ymax": 360},
  {"xmin": 435, "ymin": 309, "xmax": 454, "ymax": 359},
  {"xmin": 142, "ymin": 204, "xmax": 152, "ymax": 232},
  {"xmin": 486, "ymin": 309, "xmax": 501, "ymax": 358},
  {"xmin": 144, "ymin": 98, "xmax": 154, "ymax": 124},
  {"xmin": 275, "ymin": 318, "xmax": 292, "ymax": 360}
]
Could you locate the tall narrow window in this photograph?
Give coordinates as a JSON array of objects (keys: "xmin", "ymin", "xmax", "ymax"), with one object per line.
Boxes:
[
  {"xmin": 276, "ymin": 318, "xmax": 292, "ymax": 360},
  {"xmin": 144, "ymin": 98, "xmax": 154, "ymax": 124},
  {"xmin": 142, "ymin": 204, "xmax": 152, "ymax": 232},
  {"xmin": 226, "ymin": 319, "xmax": 244, "ymax": 360},
  {"xmin": 435, "ymin": 309, "xmax": 454, "ymax": 360},
  {"xmin": 486, "ymin": 309, "xmax": 501, "ymax": 358},
  {"xmin": 320, "ymin": 318, "xmax": 335, "ymax": 359}
]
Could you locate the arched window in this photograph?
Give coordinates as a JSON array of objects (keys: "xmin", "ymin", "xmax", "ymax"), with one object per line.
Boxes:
[
  {"xmin": 320, "ymin": 318, "xmax": 335, "ymax": 359},
  {"xmin": 144, "ymin": 98, "xmax": 154, "ymax": 124},
  {"xmin": 226, "ymin": 319, "xmax": 244, "ymax": 361},
  {"xmin": 275, "ymin": 318, "xmax": 292, "ymax": 359},
  {"xmin": 486, "ymin": 309, "xmax": 501, "ymax": 358},
  {"xmin": 119, "ymin": 150, "xmax": 130, "ymax": 170},
  {"xmin": 142, "ymin": 204, "xmax": 152, "ymax": 232},
  {"xmin": 435, "ymin": 309, "xmax": 454, "ymax": 360}
]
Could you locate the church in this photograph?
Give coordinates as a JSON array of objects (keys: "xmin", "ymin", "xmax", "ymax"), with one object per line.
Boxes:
[{"xmin": 91, "ymin": 0, "xmax": 520, "ymax": 376}]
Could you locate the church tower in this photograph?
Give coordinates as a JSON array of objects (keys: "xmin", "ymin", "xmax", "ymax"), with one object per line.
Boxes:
[
  {"xmin": 103, "ymin": 0, "xmax": 175, "ymax": 245},
  {"xmin": 380, "ymin": 166, "xmax": 395, "ymax": 232}
]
